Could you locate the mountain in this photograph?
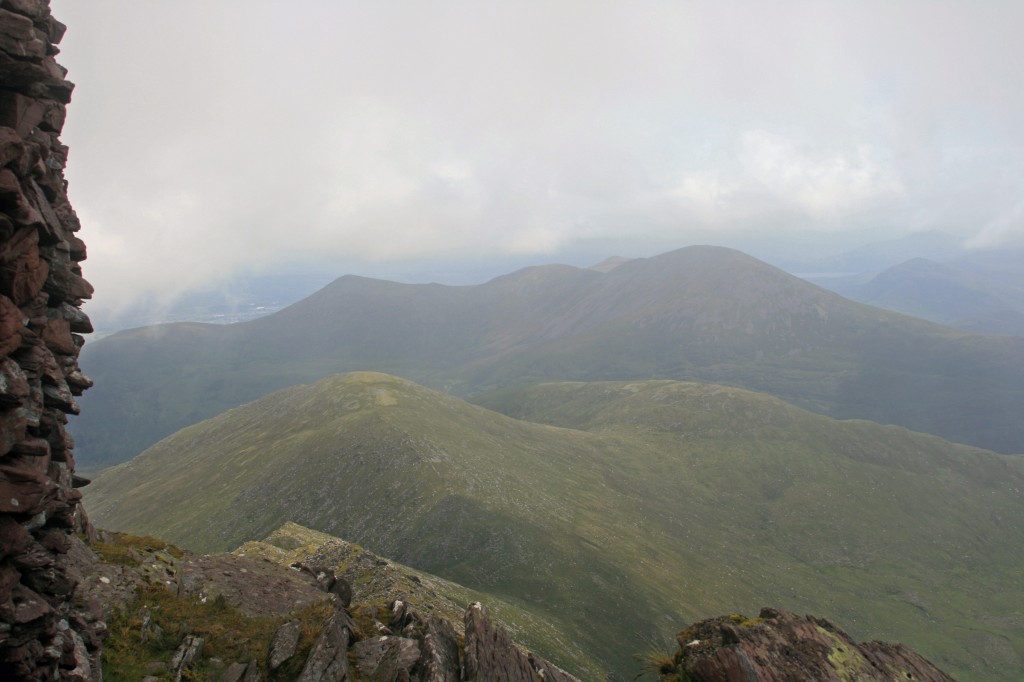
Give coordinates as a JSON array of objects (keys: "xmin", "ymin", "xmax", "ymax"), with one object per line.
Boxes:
[
  {"xmin": 84, "ymin": 372, "xmax": 1024, "ymax": 680},
  {"xmin": 73, "ymin": 246, "xmax": 1024, "ymax": 467},
  {"xmin": 813, "ymin": 257, "xmax": 1024, "ymax": 337},
  {"xmin": 782, "ymin": 230, "xmax": 965, "ymax": 278}
]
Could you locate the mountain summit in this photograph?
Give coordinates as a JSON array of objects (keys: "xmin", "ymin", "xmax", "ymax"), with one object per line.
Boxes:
[{"xmin": 76, "ymin": 246, "xmax": 1024, "ymax": 466}]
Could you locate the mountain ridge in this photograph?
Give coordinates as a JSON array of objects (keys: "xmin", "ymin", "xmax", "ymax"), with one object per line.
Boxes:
[
  {"xmin": 75, "ymin": 246, "xmax": 1024, "ymax": 467},
  {"xmin": 84, "ymin": 372, "xmax": 1024, "ymax": 679}
]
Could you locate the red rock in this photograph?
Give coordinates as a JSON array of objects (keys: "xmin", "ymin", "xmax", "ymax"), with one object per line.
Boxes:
[
  {"xmin": 41, "ymin": 417, "xmax": 71, "ymax": 462},
  {"xmin": 0, "ymin": 8, "xmax": 47, "ymax": 62},
  {"xmin": 50, "ymin": 197, "xmax": 78, "ymax": 233},
  {"xmin": 44, "ymin": 17, "xmax": 64, "ymax": 46},
  {"xmin": 0, "ymin": 561, "xmax": 19, "ymax": 602},
  {"xmin": 62, "ymin": 369, "xmax": 90, "ymax": 395},
  {"xmin": 0, "ymin": 463, "xmax": 53, "ymax": 513},
  {"xmin": 0, "ymin": 3, "xmax": 93, "ymax": 677},
  {"xmin": 0, "ymin": 126, "xmax": 25, "ymax": 168},
  {"xmin": 10, "ymin": 436, "xmax": 48, "ymax": 458},
  {"xmin": 0, "ymin": 168, "xmax": 29, "ymax": 220},
  {"xmin": 63, "ymin": 234, "xmax": 84, "ymax": 261},
  {"xmin": 0, "ymin": 514, "xmax": 31, "ymax": 558},
  {"xmin": 34, "ymin": 528, "xmax": 65, "ymax": 554},
  {"xmin": 0, "ymin": 227, "xmax": 48, "ymax": 305},
  {"xmin": 0, "ymin": 638, "xmax": 44, "ymax": 675},
  {"xmin": 12, "ymin": 538, "xmax": 52, "ymax": 570},
  {"xmin": 57, "ymin": 303, "xmax": 90, "ymax": 333},
  {"xmin": 17, "ymin": 291, "xmax": 45, "ymax": 329},
  {"xmin": 39, "ymin": 315, "xmax": 71, "ymax": 354},
  {"xmin": 0, "ymin": 294, "xmax": 24, "ymax": 357},
  {"xmin": 38, "ymin": 351, "xmax": 61, "ymax": 384},
  {"xmin": 38, "ymin": 101, "xmax": 63, "ymax": 134},
  {"xmin": 0, "ymin": 356, "xmax": 28, "ymax": 405},
  {"xmin": 2, "ymin": 582, "xmax": 51, "ymax": 623},
  {"xmin": 23, "ymin": 177, "xmax": 63, "ymax": 244},
  {"xmin": 41, "ymin": 380, "xmax": 75, "ymax": 413},
  {"xmin": 0, "ymin": 408, "xmax": 26, "ymax": 456},
  {"xmin": 0, "ymin": 51, "xmax": 73, "ymax": 103},
  {"xmin": 0, "ymin": 0, "xmax": 50, "ymax": 22}
]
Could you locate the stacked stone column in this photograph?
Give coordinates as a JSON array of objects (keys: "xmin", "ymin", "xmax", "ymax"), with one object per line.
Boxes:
[{"xmin": 0, "ymin": 0, "xmax": 97, "ymax": 679}]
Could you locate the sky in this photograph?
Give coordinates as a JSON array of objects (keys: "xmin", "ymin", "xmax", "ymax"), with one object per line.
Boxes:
[{"xmin": 51, "ymin": 1, "xmax": 1024, "ymax": 318}]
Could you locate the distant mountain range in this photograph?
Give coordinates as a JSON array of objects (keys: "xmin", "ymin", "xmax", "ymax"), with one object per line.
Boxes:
[
  {"xmin": 812, "ymin": 249, "xmax": 1024, "ymax": 337},
  {"xmin": 783, "ymin": 230, "xmax": 967, "ymax": 277},
  {"xmin": 74, "ymin": 246, "xmax": 1024, "ymax": 466},
  {"xmin": 84, "ymin": 372, "xmax": 1024, "ymax": 680}
]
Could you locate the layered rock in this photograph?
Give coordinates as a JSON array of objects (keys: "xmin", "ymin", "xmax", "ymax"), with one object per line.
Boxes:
[
  {"xmin": 668, "ymin": 607, "xmax": 955, "ymax": 682},
  {"xmin": 84, "ymin": 526, "xmax": 581, "ymax": 682},
  {"xmin": 0, "ymin": 0, "xmax": 95, "ymax": 679},
  {"xmin": 464, "ymin": 602, "xmax": 580, "ymax": 682}
]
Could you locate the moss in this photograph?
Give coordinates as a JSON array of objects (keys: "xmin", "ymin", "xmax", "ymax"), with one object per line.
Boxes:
[
  {"xmin": 347, "ymin": 601, "xmax": 393, "ymax": 640},
  {"xmin": 816, "ymin": 625, "xmax": 878, "ymax": 681},
  {"xmin": 90, "ymin": 531, "xmax": 184, "ymax": 566},
  {"xmin": 727, "ymin": 613, "xmax": 764, "ymax": 627}
]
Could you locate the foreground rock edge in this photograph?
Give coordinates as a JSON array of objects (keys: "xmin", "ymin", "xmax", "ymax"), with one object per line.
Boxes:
[{"xmin": 79, "ymin": 523, "xmax": 953, "ymax": 682}]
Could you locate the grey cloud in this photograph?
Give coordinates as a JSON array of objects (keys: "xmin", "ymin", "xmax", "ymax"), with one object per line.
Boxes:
[{"xmin": 51, "ymin": 0, "xmax": 1024, "ymax": 314}]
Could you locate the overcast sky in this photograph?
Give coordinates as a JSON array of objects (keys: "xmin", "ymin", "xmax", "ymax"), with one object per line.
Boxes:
[{"xmin": 51, "ymin": 1, "xmax": 1024, "ymax": 315}]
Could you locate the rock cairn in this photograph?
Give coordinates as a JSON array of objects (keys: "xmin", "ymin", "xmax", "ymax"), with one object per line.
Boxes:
[{"xmin": 0, "ymin": 0, "xmax": 96, "ymax": 679}]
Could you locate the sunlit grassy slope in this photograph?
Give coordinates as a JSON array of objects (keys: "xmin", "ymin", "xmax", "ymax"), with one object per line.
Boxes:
[
  {"xmin": 75, "ymin": 246, "xmax": 1024, "ymax": 467},
  {"xmin": 86, "ymin": 372, "xmax": 1024, "ymax": 681}
]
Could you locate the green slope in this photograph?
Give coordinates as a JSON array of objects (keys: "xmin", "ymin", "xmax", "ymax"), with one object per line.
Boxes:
[
  {"xmin": 74, "ymin": 246, "xmax": 1024, "ymax": 467},
  {"xmin": 85, "ymin": 372, "xmax": 1024, "ymax": 680}
]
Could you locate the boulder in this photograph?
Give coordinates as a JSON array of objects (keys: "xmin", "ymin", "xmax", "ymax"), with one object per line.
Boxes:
[
  {"xmin": 169, "ymin": 634, "xmax": 204, "ymax": 682},
  {"xmin": 242, "ymin": 659, "xmax": 262, "ymax": 682},
  {"xmin": 463, "ymin": 601, "xmax": 580, "ymax": 682},
  {"xmin": 219, "ymin": 661, "xmax": 248, "ymax": 682},
  {"xmin": 674, "ymin": 608, "xmax": 956, "ymax": 682},
  {"xmin": 352, "ymin": 635, "xmax": 420, "ymax": 681},
  {"xmin": 268, "ymin": 618, "xmax": 301, "ymax": 670},
  {"xmin": 420, "ymin": 617, "xmax": 460, "ymax": 682},
  {"xmin": 296, "ymin": 609, "xmax": 350, "ymax": 682}
]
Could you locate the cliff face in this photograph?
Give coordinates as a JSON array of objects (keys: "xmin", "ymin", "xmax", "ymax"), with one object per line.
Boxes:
[{"xmin": 0, "ymin": 0, "xmax": 96, "ymax": 679}]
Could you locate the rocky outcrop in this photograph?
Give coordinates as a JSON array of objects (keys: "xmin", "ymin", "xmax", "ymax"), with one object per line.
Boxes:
[
  {"xmin": 63, "ymin": 525, "xmax": 959, "ymax": 682},
  {"xmin": 83, "ymin": 527, "xmax": 582, "ymax": 682},
  {"xmin": 464, "ymin": 601, "xmax": 581, "ymax": 682},
  {"xmin": 0, "ymin": 0, "xmax": 94, "ymax": 679},
  {"xmin": 668, "ymin": 607, "xmax": 955, "ymax": 682}
]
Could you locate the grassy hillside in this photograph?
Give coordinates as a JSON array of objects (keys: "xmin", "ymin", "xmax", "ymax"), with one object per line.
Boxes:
[
  {"xmin": 85, "ymin": 373, "xmax": 1024, "ymax": 681},
  {"xmin": 74, "ymin": 246, "xmax": 1024, "ymax": 467}
]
